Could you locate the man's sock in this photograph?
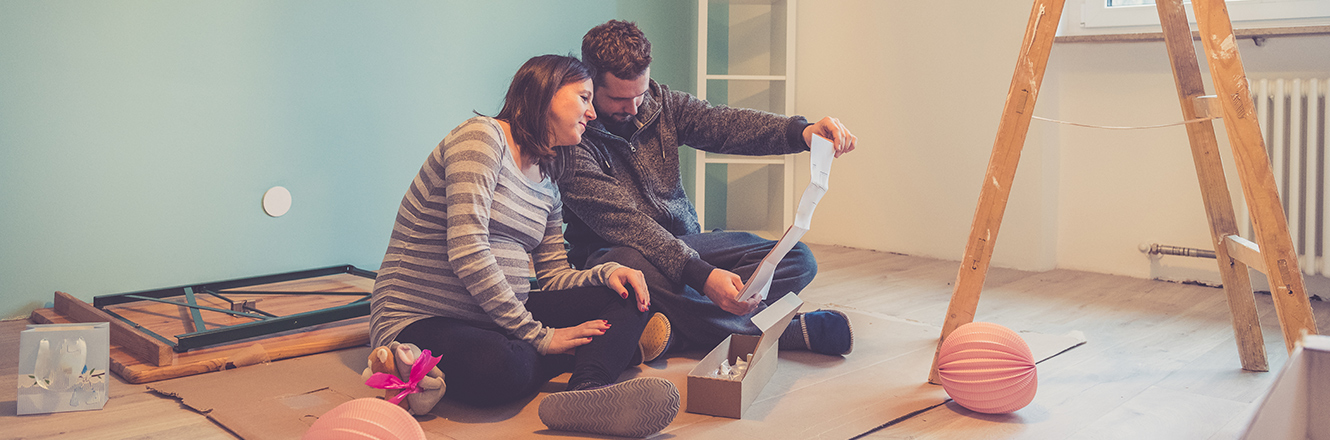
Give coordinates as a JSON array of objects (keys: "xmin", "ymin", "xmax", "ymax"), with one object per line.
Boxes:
[{"xmin": 778, "ymin": 314, "xmax": 809, "ymax": 350}]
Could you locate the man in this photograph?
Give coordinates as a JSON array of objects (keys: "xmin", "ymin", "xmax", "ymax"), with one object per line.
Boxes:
[{"xmin": 560, "ymin": 20, "xmax": 858, "ymax": 360}]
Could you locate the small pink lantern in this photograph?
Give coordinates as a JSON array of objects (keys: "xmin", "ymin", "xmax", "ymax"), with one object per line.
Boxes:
[
  {"xmin": 936, "ymin": 322, "xmax": 1038, "ymax": 414},
  {"xmin": 303, "ymin": 397, "xmax": 426, "ymax": 440}
]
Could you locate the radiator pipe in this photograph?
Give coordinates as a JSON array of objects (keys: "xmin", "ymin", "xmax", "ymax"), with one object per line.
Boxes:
[{"xmin": 1139, "ymin": 243, "xmax": 1217, "ymax": 259}]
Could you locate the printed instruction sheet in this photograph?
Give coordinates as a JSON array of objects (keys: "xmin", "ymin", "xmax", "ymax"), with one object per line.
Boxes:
[{"xmin": 738, "ymin": 134, "xmax": 835, "ymax": 302}]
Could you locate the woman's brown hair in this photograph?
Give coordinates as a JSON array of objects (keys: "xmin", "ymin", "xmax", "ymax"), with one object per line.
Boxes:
[{"xmin": 494, "ymin": 54, "xmax": 594, "ymax": 179}]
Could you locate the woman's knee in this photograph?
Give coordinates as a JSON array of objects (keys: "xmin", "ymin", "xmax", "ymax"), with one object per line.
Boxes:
[{"xmin": 444, "ymin": 341, "xmax": 541, "ymax": 406}]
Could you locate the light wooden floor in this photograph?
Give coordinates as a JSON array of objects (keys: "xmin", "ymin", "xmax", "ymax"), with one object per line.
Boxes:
[{"xmin": 4, "ymin": 243, "xmax": 1327, "ymax": 439}]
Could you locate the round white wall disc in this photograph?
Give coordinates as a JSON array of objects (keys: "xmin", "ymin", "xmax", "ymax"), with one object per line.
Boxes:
[{"xmin": 262, "ymin": 186, "xmax": 292, "ymax": 217}]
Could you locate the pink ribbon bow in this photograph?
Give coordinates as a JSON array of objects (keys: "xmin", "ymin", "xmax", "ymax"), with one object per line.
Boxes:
[{"xmin": 364, "ymin": 349, "xmax": 443, "ymax": 405}]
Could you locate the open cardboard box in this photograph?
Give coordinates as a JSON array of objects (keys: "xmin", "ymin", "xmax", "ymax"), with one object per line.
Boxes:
[{"xmin": 686, "ymin": 293, "xmax": 803, "ymax": 419}]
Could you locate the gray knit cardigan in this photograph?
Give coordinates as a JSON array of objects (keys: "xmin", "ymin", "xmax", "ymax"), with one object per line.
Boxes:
[{"xmin": 560, "ymin": 80, "xmax": 810, "ymax": 292}]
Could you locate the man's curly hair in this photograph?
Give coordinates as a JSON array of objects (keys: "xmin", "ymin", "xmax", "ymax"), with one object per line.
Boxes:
[{"xmin": 581, "ymin": 20, "xmax": 652, "ymax": 83}]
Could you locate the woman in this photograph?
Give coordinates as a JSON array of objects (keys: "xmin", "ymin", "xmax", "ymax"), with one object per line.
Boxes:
[{"xmin": 368, "ymin": 55, "xmax": 678, "ymax": 438}]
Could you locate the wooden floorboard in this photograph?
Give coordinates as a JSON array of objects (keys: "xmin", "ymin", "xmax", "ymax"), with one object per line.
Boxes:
[
  {"xmin": 1, "ymin": 319, "xmax": 235, "ymax": 439},
  {"xmin": 843, "ymin": 244, "xmax": 1330, "ymax": 440},
  {"xmin": 4, "ymin": 243, "xmax": 1326, "ymax": 439}
]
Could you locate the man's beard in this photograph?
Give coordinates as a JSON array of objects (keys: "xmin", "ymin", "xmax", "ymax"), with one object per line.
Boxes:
[{"xmin": 607, "ymin": 113, "xmax": 634, "ymax": 124}]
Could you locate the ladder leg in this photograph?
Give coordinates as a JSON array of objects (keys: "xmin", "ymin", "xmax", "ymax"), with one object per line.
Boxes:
[
  {"xmin": 929, "ymin": 0, "xmax": 1066, "ymax": 384},
  {"xmin": 1155, "ymin": 0, "xmax": 1267, "ymax": 371},
  {"xmin": 1192, "ymin": 0, "xmax": 1318, "ymax": 352}
]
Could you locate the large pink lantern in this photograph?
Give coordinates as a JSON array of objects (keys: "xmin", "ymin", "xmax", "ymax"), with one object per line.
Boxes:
[
  {"xmin": 303, "ymin": 397, "xmax": 426, "ymax": 440},
  {"xmin": 936, "ymin": 322, "xmax": 1038, "ymax": 414}
]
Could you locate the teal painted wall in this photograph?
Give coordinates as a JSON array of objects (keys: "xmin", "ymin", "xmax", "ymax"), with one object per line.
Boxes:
[
  {"xmin": 622, "ymin": 0, "xmax": 729, "ymax": 230},
  {"xmin": 615, "ymin": 0, "xmax": 703, "ymax": 215},
  {"xmin": 617, "ymin": 0, "xmax": 696, "ymax": 95},
  {"xmin": 0, "ymin": 0, "xmax": 664, "ymax": 318}
]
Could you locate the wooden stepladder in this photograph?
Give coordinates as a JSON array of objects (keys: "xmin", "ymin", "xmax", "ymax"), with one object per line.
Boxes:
[{"xmin": 928, "ymin": 0, "xmax": 1319, "ymax": 383}]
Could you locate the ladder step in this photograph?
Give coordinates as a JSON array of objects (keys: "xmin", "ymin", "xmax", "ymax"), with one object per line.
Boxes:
[
  {"xmin": 1192, "ymin": 95, "xmax": 1223, "ymax": 119},
  {"xmin": 1224, "ymin": 234, "xmax": 1265, "ymax": 274}
]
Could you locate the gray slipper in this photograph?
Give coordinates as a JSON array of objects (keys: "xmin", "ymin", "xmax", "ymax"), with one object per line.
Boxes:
[{"xmin": 538, "ymin": 377, "xmax": 680, "ymax": 438}]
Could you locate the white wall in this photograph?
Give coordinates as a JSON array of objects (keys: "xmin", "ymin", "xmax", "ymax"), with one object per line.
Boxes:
[
  {"xmin": 1050, "ymin": 31, "xmax": 1330, "ymax": 286},
  {"xmin": 794, "ymin": 0, "xmax": 1330, "ymax": 292},
  {"xmin": 795, "ymin": 0, "xmax": 1060, "ymax": 272}
]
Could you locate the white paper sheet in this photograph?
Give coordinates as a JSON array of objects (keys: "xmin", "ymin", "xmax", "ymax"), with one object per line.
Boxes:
[
  {"xmin": 794, "ymin": 134, "xmax": 834, "ymax": 230},
  {"xmin": 737, "ymin": 134, "xmax": 835, "ymax": 302}
]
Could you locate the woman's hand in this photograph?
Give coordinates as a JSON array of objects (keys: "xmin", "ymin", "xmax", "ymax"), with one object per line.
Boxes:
[
  {"xmin": 548, "ymin": 320, "xmax": 610, "ymax": 355},
  {"xmin": 607, "ymin": 267, "xmax": 650, "ymax": 312}
]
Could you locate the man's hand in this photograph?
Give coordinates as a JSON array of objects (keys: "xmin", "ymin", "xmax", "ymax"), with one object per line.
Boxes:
[
  {"xmin": 701, "ymin": 269, "xmax": 760, "ymax": 315},
  {"xmin": 803, "ymin": 116, "xmax": 858, "ymax": 158},
  {"xmin": 607, "ymin": 267, "xmax": 650, "ymax": 312},
  {"xmin": 547, "ymin": 320, "xmax": 610, "ymax": 355}
]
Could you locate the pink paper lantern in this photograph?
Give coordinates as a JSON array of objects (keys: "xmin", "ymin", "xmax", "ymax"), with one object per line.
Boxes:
[
  {"xmin": 303, "ymin": 397, "xmax": 426, "ymax": 440},
  {"xmin": 936, "ymin": 322, "xmax": 1038, "ymax": 414}
]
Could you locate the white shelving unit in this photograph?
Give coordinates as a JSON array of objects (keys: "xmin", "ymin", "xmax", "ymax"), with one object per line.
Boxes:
[{"xmin": 695, "ymin": 0, "xmax": 796, "ymax": 237}]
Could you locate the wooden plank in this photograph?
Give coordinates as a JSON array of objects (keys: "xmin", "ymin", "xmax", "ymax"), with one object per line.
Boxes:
[
  {"xmin": 1191, "ymin": 95, "xmax": 1222, "ymax": 119},
  {"xmin": 1192, "ymin": 0, "xmax": 1319, "ymax": 352},
  {"xmin": 929, "ymin": 0, "xmax": 1067, "ymax": 384},
  {"xmin": 32, "ymin": 307, "xmax": 369, "ymax": 384},
  {"xmin": 1224, "ymin": 234, "xmax": 1267, "ymax": 274},
  {"xmin": 35, "ymin": 274, "xmax": 373, "ymax": 382},
  {"xmin": 1156, "ymin": 0, "xmax": 1267, "ymax": 372},
  {"xmin": 53, "ymin": 290, "xmax": 174, "ymax": 367}
]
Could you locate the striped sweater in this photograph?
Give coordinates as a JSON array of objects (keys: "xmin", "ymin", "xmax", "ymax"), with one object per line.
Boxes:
[{"xmin": 370, "ymin": 116, "xmax": 623, "ymax": 355}]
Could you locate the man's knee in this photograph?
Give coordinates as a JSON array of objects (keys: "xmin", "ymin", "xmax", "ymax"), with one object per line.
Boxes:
[
  {"xmin": 789, "ymin": 242, "xmax": 818, "ymax": 276},
  {"xmin": 775, "ymin": 242, "xmax": 817, "ymax": 296}
]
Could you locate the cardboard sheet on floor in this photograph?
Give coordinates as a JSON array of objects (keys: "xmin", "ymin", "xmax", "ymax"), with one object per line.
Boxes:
[
  {"xmin": 147, "ymin": 304, "xmax": 1085, "ymax": 440},
  {"xmin": 146, "ymin": 348, "xmax": 384, "ymax": 440}
]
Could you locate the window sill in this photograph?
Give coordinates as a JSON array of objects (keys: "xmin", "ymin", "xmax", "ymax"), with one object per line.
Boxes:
[{"xmin": 1054, "ymin": 24, "xmax": 1330, "ymax": 43}]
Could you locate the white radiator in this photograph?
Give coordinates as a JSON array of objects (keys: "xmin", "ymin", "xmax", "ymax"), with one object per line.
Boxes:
[{"xmin": 1241, "ymin": 78, "xmax": 1329, "ymax": 276}]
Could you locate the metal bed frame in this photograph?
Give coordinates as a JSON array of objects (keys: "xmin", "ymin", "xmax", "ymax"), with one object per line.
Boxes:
[{"xmin": 92, "ymin": 265, "xmax": 376, "ymax": 352}]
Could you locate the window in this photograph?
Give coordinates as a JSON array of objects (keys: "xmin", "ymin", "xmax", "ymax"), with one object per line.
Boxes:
[{"xmin": 1080, "ymin": 0, "xmax": 1330, "ymax": 29}]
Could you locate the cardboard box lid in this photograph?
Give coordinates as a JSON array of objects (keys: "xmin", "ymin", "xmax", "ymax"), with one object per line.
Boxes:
[{"xmin": 749, "ymin": 293, "xmax": 803, "ymax": 365}]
